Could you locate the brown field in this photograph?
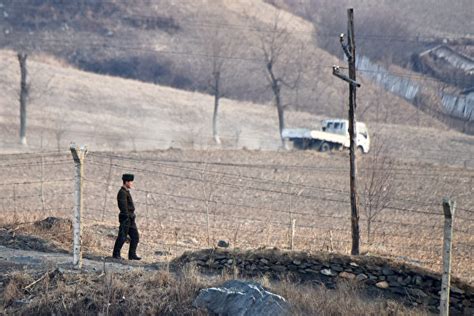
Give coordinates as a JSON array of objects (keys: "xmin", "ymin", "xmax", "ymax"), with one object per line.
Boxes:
[{"xmin": 1, "ymin": 148, "xmax": 472, "ymax": 285}]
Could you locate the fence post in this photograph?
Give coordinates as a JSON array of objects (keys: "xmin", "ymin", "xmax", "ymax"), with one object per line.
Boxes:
[
  {"xmin": 101, "ymin": 157, "xmax": 113, "ymax": 221},
  {"xmin": 290, "ymin": 219, "xmax": 296, "ymax": 250},
  {"xmin": 70, "ymin": 143, "xmax": 87, "ymax": 269},
  {"xmin": 440, "ymin": 198, "xmax": 455, "ymax": 316}
]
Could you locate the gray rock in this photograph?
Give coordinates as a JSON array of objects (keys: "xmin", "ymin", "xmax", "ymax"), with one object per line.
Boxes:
[
  {"xmin": 368, "ymin": 274, "xmax": 378, "ymax": 280},
  {"xmin": 271, "ymin": 265, "xmax": 287, "ymax": 272},
  {"xmin": 193, "ymin": 280, "xmax": 289, "ymax": 316},
  {"xmin": 382, "ymin": 267, "xmax": 394, "ymax": 276},
  {"xmin": 451, "ymin": 286, "xmax": 465, "ymax": 295},
  {"xmin": 310, "ymin": 264, "xmax": 322, "ymax": 271},
  {"xmin": 292, "ymin": 259, "xmax": 301, "ymax": 265},
  {"xmin": 407, "ymin": 288, "xmax": 428, "ymax": 298},
  {"xmin": 387, "ymin": 275, "xmax": 398, "ymax": 283},
  {"xmin": 217, "ymin": 240, "xmax": 230, "ymax": 248},
  {"xmin": 339, "ymin": 272, "xmax": 356, "ymax": 280},
  {"xmin": 423, "ymin": 279, "xmax": 433, "ymax": 287},
  {"xmin": 400, "ymin": 276, "xmax": 411, "ymax": 285},
  {"xmin": 390, "ymin": 287, "xmax": 406, "ymax": 295},
  {"xmin": 376, "ymin": 281, "xmax": 389, "ymax": 289},
  {"xmin": 414, "ymin": 275, "xmax": 423, "ymax": 286},
  {"xmin": 331, "ymin": 264, "xmax": 344, "ymax": 272},
  {"xmin": 356, "ymin": 273, "xmax": 368, "ymax": 282},
  {"xmin": 366, "ymin": 279, "xmax": 377, "ymax": 286},
  {"xmin": 462, "ymin": 299, "xmax": 471, "ymax": 308},
  {"xmin": 288, "ymin": 264, "xmax": 298, "ymax": 271},
  {"xmin": 320, "ymin": 269, "xmax": 335, "ymax": 276}
]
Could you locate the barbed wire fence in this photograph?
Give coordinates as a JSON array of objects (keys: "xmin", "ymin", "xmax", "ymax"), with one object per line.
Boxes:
[{"xmin": 0, "ymin": 149, "xmax": 472, "ymax": 281}]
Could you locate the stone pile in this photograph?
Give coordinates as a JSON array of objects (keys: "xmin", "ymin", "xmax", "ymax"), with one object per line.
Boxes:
[{"xmin": 177, "ymin": 249, "xmax": 474, "ymax": 315}]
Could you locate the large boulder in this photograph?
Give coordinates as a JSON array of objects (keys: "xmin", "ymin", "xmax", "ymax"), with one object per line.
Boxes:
[{"xmin": 193, "ymin": 280, "xmax": 289, "ymax": 316}]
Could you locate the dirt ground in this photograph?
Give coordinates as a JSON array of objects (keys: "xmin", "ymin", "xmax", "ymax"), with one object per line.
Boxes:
[{"xmin": 1, "ymin": 148, "xmax": 473, "ymax": 285}]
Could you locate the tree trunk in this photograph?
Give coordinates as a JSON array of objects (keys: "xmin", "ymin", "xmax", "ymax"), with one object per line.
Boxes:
[
  {"xmin": 18, "ymin": 53, "xmax": 28, "ymax": 146},
  {"xmin": 273, "ymin": 83, "xmax": 286, "ymax": 147},
  {"xmin": 367, "ymin": 218, "xmax": 371, "ymax": 244},
  {"xmin": 212, "ymin": 72, "xmax": 221, "ymax": 144}
]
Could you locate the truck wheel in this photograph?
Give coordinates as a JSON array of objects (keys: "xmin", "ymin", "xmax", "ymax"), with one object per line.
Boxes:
[
  {"xmin": 357, "ymin": 146, "xmax": 364, "ymax": 154},
  {"xmin": 320, "ymin": 142, "xmax": 331, "ymax": 152}
]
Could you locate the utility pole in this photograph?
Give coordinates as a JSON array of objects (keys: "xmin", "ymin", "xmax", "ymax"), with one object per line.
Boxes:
[{"xmin": 332, "ymin": 8, "xmax": 361, "ymax": 255}]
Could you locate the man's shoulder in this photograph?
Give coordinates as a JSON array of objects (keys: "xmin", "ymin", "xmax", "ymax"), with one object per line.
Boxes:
[{"xmin": 117, "ymin": 187, "xmax": 128, "ymax": 196}]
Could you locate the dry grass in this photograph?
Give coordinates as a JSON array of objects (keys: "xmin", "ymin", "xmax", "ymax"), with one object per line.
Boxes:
[
  {"xmin": 2, "ymin": 272, "xmax": 34, "ymax": 308},
  {"xmin": 1, "ymin": 265, "xmax": 208, "ymax": 315},
  {"xmin": 270, "ymin": 279, "xmax": 429, "ymax": 316},
  {"xmin": 0, "ymin": 263, "xmax": 429, "ymax": 316},
  {"xmin": 1, "ymin": 147, "xmax": 473, "ymax": 284}
]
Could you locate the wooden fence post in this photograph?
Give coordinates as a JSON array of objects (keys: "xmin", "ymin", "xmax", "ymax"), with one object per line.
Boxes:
[
  {"xmin": 440, "ymin": 198, "xmax": 455, "ymax": 316},
  {"xmin": 290, "ymin": 219, "xmax": 296, "ymax": 250},
  {"xmin": 101, "ymin": 157, "xmax": 113, "ymax": 221},
  {"xmin": 70, "ymin": 143, "xmax": 87, "ymax": 269}
]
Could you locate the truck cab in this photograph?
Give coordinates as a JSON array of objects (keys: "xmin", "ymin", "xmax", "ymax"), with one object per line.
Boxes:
[{"xmin": 321, "ymin": 119, "xmax": 370, "ymax": 153}]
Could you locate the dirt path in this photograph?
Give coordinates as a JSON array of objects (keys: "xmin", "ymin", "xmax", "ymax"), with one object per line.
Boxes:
[{"xmin": 0, "ymin": 245, "xmax": 164, "ymax": 274}]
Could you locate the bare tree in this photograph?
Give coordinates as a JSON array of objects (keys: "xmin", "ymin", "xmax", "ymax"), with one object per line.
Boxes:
[
  {"xmin": 18, "ymin": 52, "xmax": 28, "ymax": 145},
  {"xmin": 253, "ymin": 13, "xmax": 304, "ymax": 146},
  {"xmin": 208, "ymin": 30, "xmax": 226, "ymax": 145},
  {"xmin": 54, "ymin": 116, "xmax": 67, "ymax": 152},
  {"xmin": 200, "ymin": 27, "xmax": 240, "ymax": 145},
  {"xmin": 358, "ymin": 139, "xmax": 395, "ymax": 243}
]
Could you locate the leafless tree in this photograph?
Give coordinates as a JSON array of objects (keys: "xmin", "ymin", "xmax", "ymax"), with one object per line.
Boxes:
[
  {"xmin": 358, "ymin": 138, "xmax": 395, "ymax": 243},
  {"xmin": 54, "ymin": 116, "xmax": 67, "ymax": 152},
  {"xmin": 200, "ymin": 26, "xmax": 241, "ymax": 145},
  {"xmin": 18, "ymin": 52, "xmax": 29, "ymax": 146},
  {"xmin": 253, "ymin": 13, "xmax": 305, "ymax": 146}
]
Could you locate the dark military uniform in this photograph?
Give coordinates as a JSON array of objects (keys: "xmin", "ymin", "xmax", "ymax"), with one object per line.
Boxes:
[{"xmin": 112, "ymin": 186, "xmax": 140, "ymax": 259}]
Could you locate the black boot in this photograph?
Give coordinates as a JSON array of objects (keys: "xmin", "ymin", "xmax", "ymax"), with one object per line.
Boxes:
[
  {"xmin": 128, "ymin": 240, "xmax": 141, "ymax": 260},
  {"xmin": 113, "ymin": 236, "xmax": 126, "ymax": 259}
]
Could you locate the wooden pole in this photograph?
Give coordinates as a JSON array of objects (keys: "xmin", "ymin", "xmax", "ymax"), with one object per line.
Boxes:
[
  {"xmin": 40, "ymin": 154, "xmax": 45, "ymax": 212},
  {"xmin": 347, "ymin": 8, "xmax": 360, "ymax": 255},
  {"xmin": 440, "ymin": 198, "xmax": 455, "ymax": 316},
  {"xmin": 333, "ymin": 9, "xmax": 361, "ymax": 256},
  {"xmin": 13, "ymin": 184, "xmax": 17, "ymax": 219},
  {"xmin": 70, "ymin": 143, "xmax": 87, "ymax": 269},
  {"xmin": 101, "ymin": 157, "xmax": 113, "ymax": 221},
  {"xmin": 290, "ymin": 218, "xmax": 296, "ymax": 250}
]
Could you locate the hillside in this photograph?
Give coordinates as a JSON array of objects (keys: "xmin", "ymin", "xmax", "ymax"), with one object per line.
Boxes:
[
  {"xmin": 268, "ymin": 0, "xmax": 474, "ymax": 131},
  {"xmin": 2, "ymin": 49, "xmax": 472, "ymax": 164},
  {"xmin": 0, "ymin": 0, "xmax": 451, "ymax": 127}
]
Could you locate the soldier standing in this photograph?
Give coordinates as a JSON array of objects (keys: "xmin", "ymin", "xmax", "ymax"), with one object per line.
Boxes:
[{"xmin": 112, "ymin": 173, "xmax": 141, "ymax": 260}]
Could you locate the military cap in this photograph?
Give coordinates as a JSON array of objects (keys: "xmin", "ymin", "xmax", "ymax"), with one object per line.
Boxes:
[{"xmin": 122, "ymin": 173, "xmax": 134, "ymax": 182}]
